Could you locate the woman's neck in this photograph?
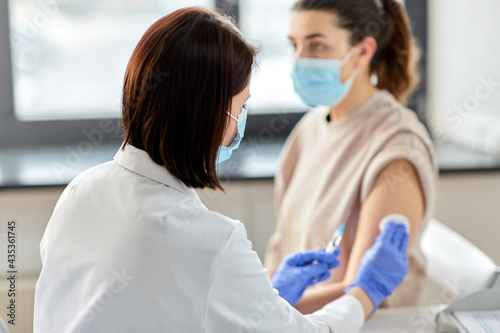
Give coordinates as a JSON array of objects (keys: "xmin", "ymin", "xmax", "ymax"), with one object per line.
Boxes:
[{"xmin": 329, "ymin": 78, "xmax": 378, "ymax": 122}]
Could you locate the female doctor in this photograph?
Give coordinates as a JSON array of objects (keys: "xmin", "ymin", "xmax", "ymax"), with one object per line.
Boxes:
[{"xmin": 34, "ymin": 7, "xmax": 409, "ymax": 333}]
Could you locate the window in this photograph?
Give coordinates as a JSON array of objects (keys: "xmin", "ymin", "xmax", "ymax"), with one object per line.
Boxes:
[
  {"xmin": 239, "ymin": 0, "xmax": 307, "ymax": 112},
  {"xmin": 0, "ymin": 0, "xmax": 426, "ymax": 147},
  {"xmin": 0, "ymin": 1, "xmax": 215, "ymax": 146},
  {"xmin": 9, "ymin": 0, "xmax": 213, "ymax": 121},
  {"xmin": 428, "ymin": 0, "xmax": 500, "ymax": 156}
]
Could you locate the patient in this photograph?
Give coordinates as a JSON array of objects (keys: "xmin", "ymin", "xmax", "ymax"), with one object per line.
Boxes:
[{"xmin": 265, "ymin": 0, "xmax": 439, "ymax": 313}]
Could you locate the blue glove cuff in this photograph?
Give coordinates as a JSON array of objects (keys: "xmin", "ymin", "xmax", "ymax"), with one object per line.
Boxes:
[{"xmin": 344, "ymin": 281, "xmax": 392, "ymax": 314}]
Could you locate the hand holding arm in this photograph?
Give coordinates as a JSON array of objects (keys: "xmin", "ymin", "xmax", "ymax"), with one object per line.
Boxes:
[
  {"xmin": 345, "ymin": 222, "xmax": 409, "ymax": 313},
  {"xmin": 271, "ymin": 249, "xmax": 340, "ymax": 306}
]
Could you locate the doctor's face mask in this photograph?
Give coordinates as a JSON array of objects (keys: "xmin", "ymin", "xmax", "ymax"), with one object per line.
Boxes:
[{"xmin": 217, "ymin": 105, "xmax": 248, "ymax": 164}]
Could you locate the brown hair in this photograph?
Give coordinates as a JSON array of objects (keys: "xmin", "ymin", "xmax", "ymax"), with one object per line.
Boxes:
[
  {"xmin": 293, "ymin": 0, "xmax": 420, "ymax": 104},
  {"xmin": 121, "ymin": 7, "xmax": 258, "ymax": 190}
]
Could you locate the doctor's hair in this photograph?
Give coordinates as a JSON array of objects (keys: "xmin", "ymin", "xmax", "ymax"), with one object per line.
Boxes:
[
  {"xmin": 293, "ymin": 0, "xmax": 420, "ymax": 104},
  {"xmin": 121, "ymin": 7, "xmax": 258, "ymax": 190}
]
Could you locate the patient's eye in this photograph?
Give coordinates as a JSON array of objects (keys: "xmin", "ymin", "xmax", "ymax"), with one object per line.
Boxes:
[{"xmin": 313, "ymin": 42, "xmax": 325, "ymax": 51}]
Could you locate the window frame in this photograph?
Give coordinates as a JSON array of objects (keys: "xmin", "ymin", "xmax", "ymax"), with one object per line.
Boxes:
[
  {"xmin": 405, "ymin": 0, "xmax": 429, "ymax": 124},
  {"xmin": 0, "ymin": 0, "xmax": 429, "ymax": 147}
]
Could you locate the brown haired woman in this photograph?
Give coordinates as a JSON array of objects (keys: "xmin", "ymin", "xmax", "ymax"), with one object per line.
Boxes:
[
  {"xmin": 265, "ymin": 0, "xmax": 439, "ymax": 314},
  {"xmin": 34, "ymin": 6, "xmax": 410, "ymax": 333}
]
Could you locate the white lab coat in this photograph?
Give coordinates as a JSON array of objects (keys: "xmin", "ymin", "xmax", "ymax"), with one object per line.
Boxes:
[{"xmin": 34, "ymin": 144, "xmax": 365, "ymax": 333}]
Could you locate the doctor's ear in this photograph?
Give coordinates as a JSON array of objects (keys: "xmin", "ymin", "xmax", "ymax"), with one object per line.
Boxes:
[{"xmin": 353, "ymin": 37, "xmax": 377, "ymax": 69}]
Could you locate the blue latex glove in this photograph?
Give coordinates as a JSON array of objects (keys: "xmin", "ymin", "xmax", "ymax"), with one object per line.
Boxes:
[
  {"xmin": 272, "ymin": 248, "xmax": 340, "ymax": 306},
  {"xmin": 345, "ymin": 222, "xmax": 409, "ymax": 313}
]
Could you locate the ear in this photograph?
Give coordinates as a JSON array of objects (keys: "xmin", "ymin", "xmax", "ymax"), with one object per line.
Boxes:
[{"xmin": 354, "ymin": 36, "xmax": 377, "ymax": 69}]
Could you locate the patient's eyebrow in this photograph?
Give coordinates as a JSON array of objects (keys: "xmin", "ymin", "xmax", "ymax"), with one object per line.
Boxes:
[
  {"xmin": 305, "ymin": 33, "xmax": 327, "ymax": 39},
  {"xmin": 288, "ymin": 33, "xmax": 327, "ymax": 41}
]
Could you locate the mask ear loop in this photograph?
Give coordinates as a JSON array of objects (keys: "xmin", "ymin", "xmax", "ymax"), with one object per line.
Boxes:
[
  {"xmin": 340, "ymin": 47, "xmax": 360, "ymax": 81},
  {"xmin": 340, "ymin": 46, "xmax": 358, "ymax": 65},
  {"xmin": 227, "ymin": 105, "xmax": 248, "ymax": 124},
  {"xmin": 227, "ymin": 112, "xmax": 239, "ymax": 123}
]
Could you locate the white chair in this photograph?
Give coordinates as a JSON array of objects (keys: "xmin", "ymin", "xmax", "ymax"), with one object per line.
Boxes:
[{"xmin": 420, "ymin": 219, "xmax": 500, "ymax": 302}]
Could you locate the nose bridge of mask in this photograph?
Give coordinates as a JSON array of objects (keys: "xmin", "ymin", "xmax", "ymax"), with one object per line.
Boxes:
[
  {"xmin": 293, "ymin": 47, "xmax": 357, "ymax": 69},
  {"xmin": 293, "ymin": 57, "xmax": 340, "ymax": 69}
]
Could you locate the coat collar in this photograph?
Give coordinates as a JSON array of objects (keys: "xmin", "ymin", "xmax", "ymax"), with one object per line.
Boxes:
[{"xmin": 113, "ymin": 143, "xmax": 204, "ymax": 205}]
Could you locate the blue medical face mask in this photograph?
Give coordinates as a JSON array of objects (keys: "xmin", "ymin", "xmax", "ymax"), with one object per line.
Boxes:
[
  {"xmin": 291, "ymin": 48, "xmax": 358, "ymax": 107},
  {"xmin": 217, "ymin": 105, "xmax": 248, "ymax": 165}
]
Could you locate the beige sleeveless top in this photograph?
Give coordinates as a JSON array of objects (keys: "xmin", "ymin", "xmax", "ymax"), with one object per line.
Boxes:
[{"xmin": 265, "ymin": 90, "xmax": 438, "ymax": 307}]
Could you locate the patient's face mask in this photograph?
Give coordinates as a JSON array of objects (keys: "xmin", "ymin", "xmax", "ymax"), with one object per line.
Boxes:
[
  {"xmin": 291, "ymin": 47, "xmax": 358, "ymax": 107},
  {"xmin": 217, "ymin": 105, "xmax": 248, "ymax": 165}
]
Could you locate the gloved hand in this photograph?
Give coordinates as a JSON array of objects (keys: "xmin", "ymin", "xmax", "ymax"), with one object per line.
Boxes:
[
  {"xmin": 272, "ymin": 248, "xmax": 340, "ymax": 306},
  {"xmin": 345, "ymin": 222, "xmax": 409, "ymax": 313}
]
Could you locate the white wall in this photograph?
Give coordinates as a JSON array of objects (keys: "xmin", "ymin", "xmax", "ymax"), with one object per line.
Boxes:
[
  {"xmin": 0, "ymin": 187, "xmax": 63, "ymax": 333},
  {"xmin": 434, "ymin": 173, "xmax": 500, "ymax": 264},
  {"xmin": 428, "ymin": 0, "xmax": 500, "ymax": 154},
  {"xmin": 1, "ymin": 174, "xmax": 500, "ymax": 332}
]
